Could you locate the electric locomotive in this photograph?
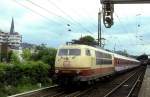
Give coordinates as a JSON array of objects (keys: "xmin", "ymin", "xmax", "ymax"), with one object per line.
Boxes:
[{"xmin": 53, "ymin": 44, "xmax": 140, "ymax": 85}]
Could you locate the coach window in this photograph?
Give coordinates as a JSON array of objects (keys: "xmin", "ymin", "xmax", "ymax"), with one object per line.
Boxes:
[
  {"xmin": 107, "ymin": 54, "xmax": 111, "ymax": 59},
  {"xmin": 86, "ymin": 49, "xmax": 91, "ymax": 56}
]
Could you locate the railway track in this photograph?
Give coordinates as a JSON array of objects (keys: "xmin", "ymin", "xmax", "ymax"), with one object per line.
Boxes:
[
  {"xmin": 8, "ymin": 85, "xmax": 61, "ymax": 97},
  {"xmin": 9, "ymin": 67, "xmax": 146, "ymax": 97},
  {"xmin": 50, "ymin": 67, "xmax": 146, "ymax": 97},
  {"xmin": 78, "ymin": 66, "xmax": 146, "ymax": 97},
  {"xmin": 103, "ymin": 66, "xmax": 146, "ymax": 97}
]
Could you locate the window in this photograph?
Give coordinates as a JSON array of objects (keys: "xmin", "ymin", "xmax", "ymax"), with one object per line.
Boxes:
[
  {"xmin": 95, "ymin": 51, "xmax": 102, "ymax": 58},
  {"xmin": 69, "ymin": 49, "xmax": 81, "ymax": 56},
  {"xmin": 102, "ymin": 59, "xmax": 112, "ymax": 64},
  {"xmin": 95, "ymin": 51, "xmax": 112, "ymax": 65},
  {"xmin": 96, "ymin": 59, "xmax": 101, "ymax": 64},
  {"xmin": 86, "ymin": 49, "xmax": 91, "ymax": 56},
  {"xmin": 58, "ymin": 49, "xmax": 81, "ymax": 56},
  {"xmin": 58, "ymin": 49, "xmax": 68, "ymax": 56},
  {"xmin": 95, "ymin": 51, "xmax": 112, "ymax": 59},
  {"xmin": 96, "ymin": 59, "xmax": 112, "ymax": 65}
]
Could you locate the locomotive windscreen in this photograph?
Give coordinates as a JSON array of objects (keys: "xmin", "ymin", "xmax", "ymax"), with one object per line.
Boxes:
[{"xmin": 58, "ymin": 49, "xmax": 81, "ymax": 56}]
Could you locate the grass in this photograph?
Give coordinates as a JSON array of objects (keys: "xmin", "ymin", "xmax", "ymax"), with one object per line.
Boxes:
[
  {"xmin": 0, "ymin": 83, "xmax": 51, "ymax": 97},
  {"xmin": 16, "ymin": 83, "xmax": 40, "ymax": 93}
]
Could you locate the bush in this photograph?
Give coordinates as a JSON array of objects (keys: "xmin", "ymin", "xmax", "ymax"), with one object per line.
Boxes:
[
  {"xmin": 31, "ymin": 47, "xmax": 57, "ymax": 66},
  {"xmin": 22, "ymin": 48, "xmax": 32, "ymax": 61},
  {"xmin": 0, "ymin": 61, "xmax": 51, "ymax": 96},
  {"xmin": 20, "ymin": 61, "xmax": 51, "ymax": 84}
]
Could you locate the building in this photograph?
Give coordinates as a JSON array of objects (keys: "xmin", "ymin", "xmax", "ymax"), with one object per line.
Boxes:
[{"xmin": 0, "ymin": 18, "xmax": 22, "ymax": 61}]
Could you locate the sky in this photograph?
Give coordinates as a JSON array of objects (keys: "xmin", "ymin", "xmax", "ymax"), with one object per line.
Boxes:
[{"xmin": 0, "ymin": 0, "xmax": 150, "ymax": 56}]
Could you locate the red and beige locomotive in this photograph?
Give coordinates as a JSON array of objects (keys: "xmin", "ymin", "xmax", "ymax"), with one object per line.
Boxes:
[{"xmin": 54, "ymin": 44, "xmax": 140, "ymax": 85}]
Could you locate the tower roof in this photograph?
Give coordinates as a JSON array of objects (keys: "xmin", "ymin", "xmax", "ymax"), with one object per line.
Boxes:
[{"xmin": 10, "ymin": 18, "xmax": 14, "ymax": 34}]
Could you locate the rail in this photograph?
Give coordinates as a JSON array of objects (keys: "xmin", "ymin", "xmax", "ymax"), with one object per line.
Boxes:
[
  {"xmin": 103, "ymin": 67, "xmax": 145, "ymax": 97},
  {"xmin": 8, "ymin": 85, "xmax": 58, "ymax": 97}
]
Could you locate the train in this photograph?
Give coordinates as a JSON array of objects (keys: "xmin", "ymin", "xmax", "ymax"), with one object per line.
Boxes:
[{"xmin": 53, "ymin": 44, "xmax": 140, "ymax": 85}]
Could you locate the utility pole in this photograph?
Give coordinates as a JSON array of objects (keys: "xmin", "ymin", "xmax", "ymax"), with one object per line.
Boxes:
[{"xmin": 98, "ymin": 10, "xmax": 102, "ymax": 47}]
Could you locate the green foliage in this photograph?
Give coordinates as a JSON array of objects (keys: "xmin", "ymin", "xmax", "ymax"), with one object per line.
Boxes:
[
  {"xmin": 0, "ymin": 52, "xmax": 7, "ymax": 62},
  {"xmin": 0, "ymin": 61, "xmax": 51, "ymax": 96},
  {"xmin": 137, "ymin": 54, "xmax": 148, "ymax": 60},
  {"xmin": 35, "ymin": 43, "xmax": 46, "ymax": 50},
  {"xmin": 16, "ymin": 83, "xmax": 39, "ymax": 93},
  {"xmin": 115, "ymin": 50, "xmax": 129, "ymax": 56},
  {"xmin": 22, "ymin": 48, "xmax": 32, "ymax": 61},
  {"xmin": 7, "ymin": 50, "xmax": 13, "ymax": 62},
  {"xmin": 0, "ymin": 44, "xmax": 56, "ymax": 96},
  {"xmin": 72, "ymin": 35, "xmax": 97, "ymax": 46},
  {"xmin": 10, "ymin": 52, "xmax": 20, "ymax": 64},
  {"xmin": 79, "ymin": 36, "xmax": 97, "ymax": 45},
  {"xmin": 31, "ymin": 45, "xmax": 57, "ymax": 66},
  {"xmin": 80, "ymin": 36, "xmax": 95, "ymax": 43}
]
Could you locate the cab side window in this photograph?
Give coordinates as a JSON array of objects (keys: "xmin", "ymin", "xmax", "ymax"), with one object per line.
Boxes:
[{"xmin": 86, "ymin": 49, "xmax": 91, "ymax": 56}]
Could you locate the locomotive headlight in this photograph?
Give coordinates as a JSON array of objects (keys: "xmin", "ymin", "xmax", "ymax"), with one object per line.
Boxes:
[
  {"xmin": 55, "ymin": 70, "xmax": 59, "ymax": 73},
  {"xmin": 76, "ymin": 70, "xmax": 80, "ymax": 74}
]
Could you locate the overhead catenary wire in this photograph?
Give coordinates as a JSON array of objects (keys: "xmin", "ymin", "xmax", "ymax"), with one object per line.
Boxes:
[
  {"xmin": 47, "ymin": 0, "xmax": 93, "ymax": 34},
  {"xmin": 27, "ymin": 0, "xmax": 93, "ymax": 34},
  {"xmin": 26, "ymin": 0, "xmax": 72, "ymax": 24},
  {"xmin": 114, "ymin": 12, "xmax": 130, "ymax": 34},
  {"xmin": 13, "ymin": 0, "xmax": 96, "ymax": 43},
  {"xmin": 15, "ymin": 0, "xmax": 93, "ymax": 35},
  {"xmin": 47, "ymin": 0, "xmax": 74, "ymax": 22},
  {"xmin": 12, "ymin": 0, "xmax": 70, "ymax": 39},
  {"xmin": 101, "ymin": 21, "xmax": 122, "ymax": 51},
  {"xmin": 49, "ymin": 0, "xmax": 98, "ymax": 29},
  {"xmin": 114, "ymin": 12, "xmax": 137, "ymax": 50},
  {"xmin": 13, "ymin": 0, "xmax": 62, "ymax": 25},
  {"xmin": 49, "ymin": 0, "xmax": 107, "ymax": 44},
  {"xmin": 133, "ymin": 14, "xmax": 146, "ymax": 53},
  {"xmin": 48, "ymin": 0, "xmax": 97, "ymax": 30},
  {"xmin": 114, "ymin": 12, "xmax": 149, "ymax": 55},
  {"xmin": 68, "ymin": 7, "xmax": 98, "ymax": 29}
]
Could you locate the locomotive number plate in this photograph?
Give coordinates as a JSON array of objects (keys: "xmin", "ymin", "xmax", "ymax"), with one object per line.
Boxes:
[{"xmin": 63, "ymin": 61, "xmax": 70, "ymax": 67}]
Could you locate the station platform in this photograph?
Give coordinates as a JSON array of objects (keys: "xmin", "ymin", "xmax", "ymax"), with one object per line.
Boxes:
[{"xmin": 138, "ymin": 65, "xmax": 150, "ymax": 97}]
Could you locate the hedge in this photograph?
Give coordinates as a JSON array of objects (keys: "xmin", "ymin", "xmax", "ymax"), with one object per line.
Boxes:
[{"xmin": 0, "ymin": 61, "xmax": 52, "ymax": 96}]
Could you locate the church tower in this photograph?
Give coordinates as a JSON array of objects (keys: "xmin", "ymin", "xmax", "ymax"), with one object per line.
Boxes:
[{"xmin": 10, "ymin": 18, "xmax": 14, "ymax": 34}]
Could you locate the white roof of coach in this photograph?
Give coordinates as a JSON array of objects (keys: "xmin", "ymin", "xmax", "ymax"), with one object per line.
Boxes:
[{"xmin": 113, "ymin": 53, "xmax": 139, "ymax": 62}]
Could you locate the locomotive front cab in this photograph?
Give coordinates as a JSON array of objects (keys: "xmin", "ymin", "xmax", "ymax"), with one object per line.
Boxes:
[
  {"xmin": 54, "ymin": 45, "xmax": 94, "ymax": 85},
  {"xmin": 55, "ymin": 45, "xmax": 93, "ymax": 70}
]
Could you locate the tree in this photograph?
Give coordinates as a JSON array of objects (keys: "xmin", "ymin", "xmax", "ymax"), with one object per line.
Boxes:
[
  {"xmin": 115, "ymin": 50, "xmax": 128, "ymax": 56},
  {"xmin": 22, "ymin": 48, "xmax": 32, "ymax": 61},
  {"xmin": 10, "ymin": 52, "xmax": 20, "ymax": 64},
  {"xmin": 30, "ymin": 46, "xmax": 57, "ymax": 77},
  {"xmin": 35, "ymin": 44, "xmax": 46, "ymax": 51},
  {"xmin": 80, "ymin": 36, "xmax": 95, "ymax": 42},
  {"xmin": 137, "ymin": 54, "xmax": 148, "ymax": 60},
  {"xmin": 7, "ymin": 50, "xmax": 13, "ymax": 62},
  {"xmin": 31, "ymin": 45, "xmax": 57, "ymax": 66},
  {"xmin": 72, "ymin": 35, "xmax": 97, "ymax": 46}
]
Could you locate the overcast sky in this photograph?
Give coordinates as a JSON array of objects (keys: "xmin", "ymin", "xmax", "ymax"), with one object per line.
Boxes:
[{"xmin": 1, "ymin": 0, "xmax": 150, "ymax": 55}]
